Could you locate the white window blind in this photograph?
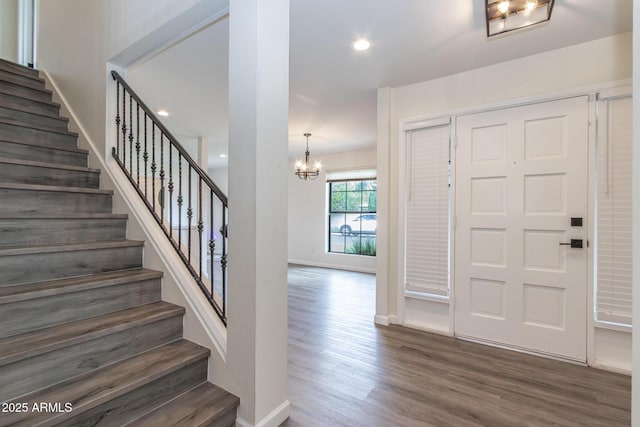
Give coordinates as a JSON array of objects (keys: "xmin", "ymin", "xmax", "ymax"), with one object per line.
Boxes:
[
  {"xmin": 405, "ymin": 124, "xmax": 450, "ymax": 296},
  {"xmin": 596, "ymin": 96, "xmax": 632, "ymax": 325}
]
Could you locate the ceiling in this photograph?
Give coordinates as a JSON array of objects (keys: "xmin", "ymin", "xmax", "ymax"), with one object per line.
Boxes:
[{"xmin": 126, "ymin": 0, "xmax": 632, "ymax": 169}]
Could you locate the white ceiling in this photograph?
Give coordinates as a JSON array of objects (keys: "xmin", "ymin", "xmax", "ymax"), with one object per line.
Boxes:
[{"xmin": 127, "ymin": 0, "xmax": 632, "ymax": 169}]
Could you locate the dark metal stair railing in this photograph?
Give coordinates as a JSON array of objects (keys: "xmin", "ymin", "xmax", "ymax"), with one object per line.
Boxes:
[{"xmin": 111, "ymin": 70, "xmax": 228, "ymax": 325}]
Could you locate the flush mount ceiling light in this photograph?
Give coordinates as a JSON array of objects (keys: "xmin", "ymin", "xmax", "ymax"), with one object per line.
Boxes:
[
  {"xmin": 157, "ymin": 109, "xmax": 169, "ymax": 117},
  {"xmin": 352, "ymin": 38, "xmax": 371, "ymax": 51},
  {"xmin": 486, "ymin": 0, "xmax": 554, "ymax": 37}
]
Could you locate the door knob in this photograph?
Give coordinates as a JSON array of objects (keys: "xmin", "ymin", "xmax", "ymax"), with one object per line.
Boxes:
[{"xmin": 559, "ymin": 239, "xmax": 583, "ymax": 249}]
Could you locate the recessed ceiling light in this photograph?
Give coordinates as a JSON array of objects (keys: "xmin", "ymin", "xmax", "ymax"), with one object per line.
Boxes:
[
  {"xmin": 352, "ymin": 38, "xmax": 371, "ymax": 51},
  {"xmin": 219, "ymin": 154, "xmax": 227, "ymax": 158},
  {"xmin": 157, "ymin": 110, "xmax": 169, "ymax": 117}
]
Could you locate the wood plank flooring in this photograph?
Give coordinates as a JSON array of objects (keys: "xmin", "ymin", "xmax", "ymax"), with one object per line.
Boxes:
[{"xmin": 283, "ymin": 265, "xmax": 631, "ymax": 427}]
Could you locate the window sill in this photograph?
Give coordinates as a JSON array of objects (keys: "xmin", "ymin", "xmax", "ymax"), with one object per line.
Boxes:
[
  {"xmin": 404, "ymin": 290, "xmax": 450, "ymax": 304},
  {"xmin": 593, "ymin": 319, "xmax": 632, "ymax": 333}
]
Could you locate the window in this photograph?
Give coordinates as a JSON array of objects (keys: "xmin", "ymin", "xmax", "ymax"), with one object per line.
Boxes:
[
  {"xmin": 596, "ymin": 95, "xmax": 632, "ymax": 326},
  {"xmin": 405, "ymin": 123, "xmax": 450, "ymax": 297},
  {"xmin": 327, "ymin": 173, "xmax": 377, "ymax": 256}
]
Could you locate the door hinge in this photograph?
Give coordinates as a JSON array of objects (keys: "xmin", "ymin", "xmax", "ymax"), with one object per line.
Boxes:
[{"xmin": 453, "ymin": 135, "xmax": 458, "ymax": 149}]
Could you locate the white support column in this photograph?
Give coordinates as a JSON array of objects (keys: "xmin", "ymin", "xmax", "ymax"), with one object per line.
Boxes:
[
  {"xmin": 197, "ymin": 136, "xmax": 208, "ymax": 171},
  {"xmin": 227, "ymin": 0, "xmax": 290, "ymax": 426},
  {"xmin": 632, "ymin": 1, "xmax": 640, "ymax": 425},
  {"xmin": 375, "ymin": 87, "xmax": 391, "ymax": 325}
]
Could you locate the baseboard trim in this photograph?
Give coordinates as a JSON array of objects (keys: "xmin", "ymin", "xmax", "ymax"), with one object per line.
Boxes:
[
  {"xmin": 403, "ymin": 321, "xmax": 453, "ymax": 337},
  {"xmin": 374, "ymin": 315, "xmax": 389, "ymax": 326},
  {"xmin": 236, "ymin": 400, "xmax": 291, "ymax": 427},
  {"xmin": 288, "ymin": 259, "xmax": 376, "ymax": 274},
  {"xmin": 590, "ymin": 361, "xmax": 632, "ymax": 376}
]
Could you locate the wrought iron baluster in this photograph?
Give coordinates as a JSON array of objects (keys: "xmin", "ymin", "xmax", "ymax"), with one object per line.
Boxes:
[
  {"xmin": 178, "ymin": 153, "xmax": 183, "ymax": 249},
  {"xmin": 187, "ymin": 167, "xmax": 193, "ymax": 262},
  {"xmin": 136, "ymin": 104, "xmax": 140, "ymax": 186},
  {"xmin": 121, "ymin": 88, "xmax": 127, "ymax": 166},
  {"xmin": 143, "ymin": 114, "xmax": 148, "ymax": 199},
  {"xmin": 151, "ymin": 123, "xmax": 156, "ymax": 213},
  {"xmin": 160, "ymin": 134, "xmax": 165, "ymax": 225},
  {"xmin": 209, "ymin": 189, "xmax": 215, "ymax": 294},
  {"xmin": 222, "ymin": 206, "xmax": 227, "ymax": 317},
  {"xmin": 115, "ymin": 82, "xmax": 120, "ymax": 157},
  {"xmin": 168, "ymin": 144, "xmax": 174, "ymax": 240},
  {"xmin": 198, "ymin": 178, "xmax": 203, "ymax": 280},
  {"xmin": 128, "ymin": 95, "xmax": 133, "ymax": 173}
]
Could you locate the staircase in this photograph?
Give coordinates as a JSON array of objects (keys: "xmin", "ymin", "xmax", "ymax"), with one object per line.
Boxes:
[{"xmin": 0, "ymin": 58, "xmax": 239, "ymax": 427}]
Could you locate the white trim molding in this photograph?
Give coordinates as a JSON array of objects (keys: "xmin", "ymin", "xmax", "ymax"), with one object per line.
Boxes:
[{"xmin": 236, "ymin": 400, "xmax": 291, "ymax": 427}]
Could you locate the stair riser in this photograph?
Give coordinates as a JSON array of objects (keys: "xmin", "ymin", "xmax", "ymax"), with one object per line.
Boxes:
[
  {"xmin": 0, "ymin": 245, "xmax": 143, "ymax": 286},
  {"xmin": 56, "ymin": 360, "xmax": 208, "ymax": 427},
  {"xmin": 0, "ymin": 122, "xmax": 76, "ymax": 150},
  {"xmin": 0, "ymin": 141, "xmax": 87, "ymax": 167},
  {"xmin": 0, "ymin": 278, "xmax": 160, "ymax": 338},
  {"xmin": 0, "ymin": 163, "xmax": 99, "ymax": 188},
  {"xmin": 0, "ymin": 189, "xmax": 112, "ymax": 215},
  {"xmin": 0, "ymin": 81, "xmax": 51, "ymax": 103},
  {"xmin": 0, "ymin": 92, "xmax": 60, "ymax": 116},
  {"xmin": 0, "ymin": 69, "xmax": 45, "ymax": 91},
  {"xmin": 0, "ymin": 105, "xmax": 68, "ymax": 131},
  {"xmin": 0, "ymin": 218, "xmax": 127, "ymax": 246},
  {"xmin": 0, "ymin": 315, "xmax": 182, "ymax": 402},
  {"xmin": 0, "ymin": 60, "xmax": 39, "ymax": 79}
]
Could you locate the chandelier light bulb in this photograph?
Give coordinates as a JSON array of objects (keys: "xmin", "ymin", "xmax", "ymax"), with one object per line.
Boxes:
[
  {"xmin": 524, "ymin": 0, "xmax": 538, "ymax": 12},
  {"xmin": 497, "ymin": 1, "xmax": 510, "ymax": 14}
]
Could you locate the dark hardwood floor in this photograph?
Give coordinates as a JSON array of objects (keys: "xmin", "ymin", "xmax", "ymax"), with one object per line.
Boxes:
[{"xmin": 283, "ymin": 265, "xmax": 631, "ymax": 427}]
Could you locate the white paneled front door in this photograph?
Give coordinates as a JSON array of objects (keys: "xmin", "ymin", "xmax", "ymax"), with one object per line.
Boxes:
[{"xmin": 453, "ymin": 97, "xmax": 589, "ymax": 361}]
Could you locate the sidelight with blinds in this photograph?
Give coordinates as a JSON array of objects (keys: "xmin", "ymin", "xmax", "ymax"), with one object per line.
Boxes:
[
  {"xmin": 595, "ymin": 95, "xmax": 632, "ymax": 326},
  {"xmin": 404, "ymin": 123, "xmax": 451, "ymax": 297}
]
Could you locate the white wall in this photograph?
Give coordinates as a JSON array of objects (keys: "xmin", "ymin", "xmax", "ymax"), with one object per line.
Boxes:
[
  {"xmin": 0, "ymin": 0, "xmax": 18, "ymax": 62},
  {"xmin": 288, "ymin": 148, "xmax": 377, "ymax": 273},
  {"xmin": 378, "ymin": 32, "xmax": 633, "ymax": 372},
  {"xmin": 208, "ymin": 166, "xmax": 228, "ymax": 194},
  {"xmin": 37, "ymin": 0, "xmax": 226, "ymax": 157}
]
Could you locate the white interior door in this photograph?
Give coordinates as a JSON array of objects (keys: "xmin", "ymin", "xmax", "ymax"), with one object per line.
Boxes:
[{"xmin": 454, "ymin": 96, "xmax": 589, "ymax": 362}]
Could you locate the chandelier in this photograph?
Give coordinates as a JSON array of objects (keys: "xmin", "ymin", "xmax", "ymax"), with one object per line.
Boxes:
[{"xmin": 294, "ymin": 133, "xmax": 321, "ymax": 180}]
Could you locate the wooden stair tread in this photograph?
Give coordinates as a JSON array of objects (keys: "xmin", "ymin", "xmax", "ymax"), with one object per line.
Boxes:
[
  {"xmin": 0, "ymin": 117, "xmax": 78, "ymax": 136},
  {"xmin": 0, "ymin": 301, "xmax": 183, "ymax": 366},
  {"xmin": 2, "ymin": 340, "xmax": 209, "ymax": 427},
  {"xmin": 0, "ymin": 156, "xmax": 99, "ymax": 173},
  {"xmin": 0, "ymin": 268, "xmax": 160, "ymax": 302},
  {"xmin": 0, "ymin": 103, "xmax": 68, "ymax": 121},
  {"xmin": 129, "ymin": 383, "xmax": 240, "ymax": 427},
  {"xmin": 0, "ymin": 239, "xmax": 144, "ymax": 257},
  {"xmin": 0, "ymin": 59, "xmax": 40, "ymax": 78},
  {"xmin": 0, "ymin": 78, "xmax": 51, "ymax": 95},
  {"xmin": 0, "ymin": 182, "xmax": 112, "ymax": 194},
  {"xmin": 0, "ymin": 212, "xmax": 127, "ymax": 220},
  {"xmin": 0, "ymin": 67, "xmax": 44, "ymax": 83},
  {"xmin": 0, "ymin": 91, "xmax": 61, "ymax": 108},
  {"xmin": 0, "ymin": 139, "xmax": 87, "ymax": 154}
]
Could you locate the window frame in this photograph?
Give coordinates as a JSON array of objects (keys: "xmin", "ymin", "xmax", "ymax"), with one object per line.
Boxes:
[{"xmin": 327, "ymin": 177, "xmax": 377, "ymax": 257}]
